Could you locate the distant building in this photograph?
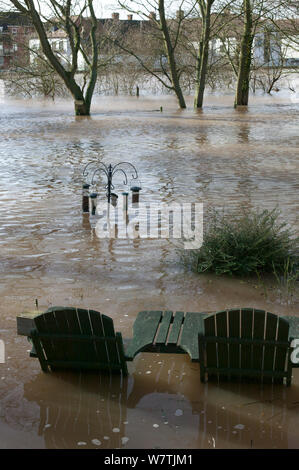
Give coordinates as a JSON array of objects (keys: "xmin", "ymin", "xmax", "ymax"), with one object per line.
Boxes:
[
  {"xmin": 29, "ymin": 28, "xmax": 86, "ymax": 70},
  {"xmin": 3, "ymin": 10, "xmax": 299, "ymax": 73},
  {"xmin": 29, "ymin": 13, "xmax": 146, "ymax": 72},
  {"xmin": 0, "ymin": 12, "xmax": 34, "ymax": 70}
]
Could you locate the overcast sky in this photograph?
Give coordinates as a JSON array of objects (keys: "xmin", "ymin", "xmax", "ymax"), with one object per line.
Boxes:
[
  {"xmin": 99, "ymin": 1, "xmax": 185, "ymax": 18},
  {"xmin": 2, "ymin": 0, "xmax": 185, "ymax": 20},
  {"xmin": 72, "ymin": 0, "xmax": 184, "ymax": 20}
]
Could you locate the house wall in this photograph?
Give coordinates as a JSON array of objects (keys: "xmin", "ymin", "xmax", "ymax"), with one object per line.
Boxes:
[
  {"xmin": 29, "ymin": 37, "xmax": 86, "ymax": 71},
  {"xmin": 281, "ymin": 36, "xmax": 299, "ymax": 60},
  {"xmin": 0, "ymin": 23, "xmax": 34, "ymax": 70}
]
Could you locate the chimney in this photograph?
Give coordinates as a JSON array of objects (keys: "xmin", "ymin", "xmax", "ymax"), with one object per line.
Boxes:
[
  {"xmin": 127, "ymin": 14, "xmax": 133, "ymax": 21},
  {"xmin": 149, "ymin": 12, "xmax": 156, "ymax": 20},
  {"xmin": 176, "ymin": 9, "xmax": 184, "ymax": 20},
  {"xmin": 112, "ymin": 12, "xmax": 119, "ymax": 20}
]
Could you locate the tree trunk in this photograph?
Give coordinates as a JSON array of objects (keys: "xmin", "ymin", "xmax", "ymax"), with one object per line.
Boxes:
[
  {"xmin": 10, "ymin": 0, "xmax": 98, "ymax": 116},
  {"xmin": 234, "ymin": 0, "xmax": 253, "ymax": 107},
  {"xmin": 194, "ymin": 1, "xmax": 212, "ymax": 109},
  {"xmin": 171, "ymin": 68, "xmax": 186, "ymax": 108},
  {"xmin": 74, "ymin": 99, "xmax": 90, "ymax": 116},
  {"xmin": 159, "ymin": 0, "xmax": 186, "ymax": 109}
]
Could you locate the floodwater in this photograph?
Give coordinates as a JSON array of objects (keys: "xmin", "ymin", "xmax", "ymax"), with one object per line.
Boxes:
[{"xmin": 0, "ymin": 93, "xmax": 298, "ymax": 449}]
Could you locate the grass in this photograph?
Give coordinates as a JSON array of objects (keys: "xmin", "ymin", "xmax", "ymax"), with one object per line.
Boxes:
[{"xmin": 183, "ymin": 208, "xmax": 298, "ymax": 278}]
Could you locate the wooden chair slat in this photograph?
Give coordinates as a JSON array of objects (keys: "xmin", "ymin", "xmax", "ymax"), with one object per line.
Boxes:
[
  {"xmin": 241, "ymin": 309, "xmax": 253, "ymax": 371},
  {"xmin": 274, "ymin": 317, "xmax": 290, "ymax": 384},
  {"xmin": 205, "ymin": 315, "xmax": 217, "ymax": 380},
  {"xmin": 228, "ymin": 309, "xmax": 240, "ymax": 371},
  {"xmin": 59, "ymin": 308, "xmax": 83, "ymax": 364},
  {"xmin": 89, "ymin": 310, "xmax": 109, "ymax": 363},
  {"xmin": 263, "ymin": 313, "xmax": 278, "ymax": 383},
  {"xmin": 216, "ymin": 311, "xmax": 229, "ymax": 381},
  {"xmin": 73, "ymin": 309, "xmax": 96, "ymax": 363},
  {"xmin": 167, "ymin": 311, "xmax": 184, "ymax": 345},
  {"xmin": 35, "ymin": 311, "xmax": 59, "ymax": 362},
  {"xmin": 50, "ymin": 309, "xmax": 71, "ymax": 363},
  {"xmin": 252, "ymin": 310, "xmax": 266, "ymax": 375},
  {"xmin": 102, "ymin": 314, "xmax": 119, "ymax": 365},
  {"xmin": 155, "ymin": 311, "xmax": 173, "ymax": 345}
]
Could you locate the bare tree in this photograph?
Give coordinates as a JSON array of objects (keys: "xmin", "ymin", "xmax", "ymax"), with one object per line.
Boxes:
[
  {"xmin": 175, "ymin": 0, "xmax": 242, "ymax": 108},
  {"xmin": 237, "ymin": 0, "xmax": 298, "ymax": 105},
  {"xmin": 194, "ymin": 0, "xmax": 215, "ymax": 107},
  {"xmin": 6, "ymin": 51, "xmax": 68, "ymax": 99},
  {"xmin": 234, "ymin": 0, "xmax": 256, "ymax": 106},
  {"xmin": 115, "ymin": 1, "xmax": 191, "ymax": 108},
  {"xmin": 6, "ymin": 0, "xmax": 99, "ymax": 115},
  {"xmin": 251, "ymin": 27, "xmax": 297, "ymax": 94}
]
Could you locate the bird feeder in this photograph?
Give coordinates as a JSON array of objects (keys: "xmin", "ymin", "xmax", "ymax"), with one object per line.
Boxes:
[
  {"xmin": 122, "ymin": 192, "xmax": 129, "ymax": 213},
  {"xmin": 110, "ymin": 192, "xmax": 118, "ymax": 208},
  {"xmin": 82, "ymin": 183, "xmax": 90, "ymax": 213},
  {"xmin": 130, "ymin": 179, "xmax": 142, "ymax": 205},
  {"xmin": 89, "ymin": 192, "xmax": 98, "ymax": 215}
]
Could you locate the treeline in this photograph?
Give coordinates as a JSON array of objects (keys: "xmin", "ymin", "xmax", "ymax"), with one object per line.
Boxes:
[{"xmin": 4, "ymin": 0, "xmax": 299, "ymax": 114}]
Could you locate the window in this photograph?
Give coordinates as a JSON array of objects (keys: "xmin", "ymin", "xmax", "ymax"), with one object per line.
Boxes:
[
  {"xmin": 0, "ymin": 43, "xmax": 3, "ymax": 54},
  {"xmin": 13, "ymin": 43, "xmax": 18, "ymax": 52},
  {"xmin": 31, "ymin": 42, "xmax": 39, "ymax": 50},
  {"xmin": 59, "ymin": 41, "xmax": 64, "ymax": 51},
  {"xmin": 12, "ymin": 28, "xmax": 18, "ymax": 35},
  {"xmin": 0, "ymin": 56, "xmax": 4, "ymax": 66},
  {"xmin": 0, "ymin": 26, "xmax": 3, "ymax": 33}
]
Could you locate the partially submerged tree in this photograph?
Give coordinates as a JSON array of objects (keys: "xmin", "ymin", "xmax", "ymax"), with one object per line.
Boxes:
[
  {"xmin": 234, "ymin": 0, "xmax": 254, "ymax": 106},
  {"xmin": 116, "ymin": 1, "xmax": 191, "ymax": 108},
  {"xmin": 8, "ymin": 0, "xmax": 98, "ymax": 115},
  {"xmin": 194, "ymin": 0, "xmax": 215, "ymax": 108},
  {"xmin": 233, "ymin": 0, "xmax": 298, "ymax": 106},
  {"xmin": 175, "ymin": 0, "xmax": 242, "ymax": 108}
]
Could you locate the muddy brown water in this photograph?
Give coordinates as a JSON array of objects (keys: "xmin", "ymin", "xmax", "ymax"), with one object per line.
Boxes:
[{"xmin": 0, "ymin": 94, "xmax": 298, "ymax": 449}]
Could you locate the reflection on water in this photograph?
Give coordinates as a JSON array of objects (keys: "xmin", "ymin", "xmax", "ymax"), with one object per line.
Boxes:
[
  {"xmin": 12, "ymin": 354, "xmax": 299, "ymax": 449},
  {"xmin": 0, "ymin": 95, "xmax": 298, "ymax": 448}
]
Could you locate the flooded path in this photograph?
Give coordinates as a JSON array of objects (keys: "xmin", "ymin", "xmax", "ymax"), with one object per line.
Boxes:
[{"xmin": 0, "ymin": 94, "xmax": 298, "ymax": 448}]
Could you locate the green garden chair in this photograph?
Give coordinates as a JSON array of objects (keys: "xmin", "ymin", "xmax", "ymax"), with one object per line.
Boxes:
[
  {"xmin": 198, "ymin": 308, "xmax": 293, "ymax": 386},
  {"xmin": 30, "ymin": 306, "xmax": 128, "ymax": 375}
]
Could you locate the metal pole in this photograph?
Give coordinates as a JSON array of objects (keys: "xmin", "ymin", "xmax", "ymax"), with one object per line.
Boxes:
[{"xmin": 107, "ymin": 164, "xmax": 112, "ymax": 204}]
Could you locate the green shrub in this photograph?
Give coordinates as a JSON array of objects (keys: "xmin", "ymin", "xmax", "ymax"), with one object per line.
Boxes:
[{"xmin": 184, "ymin": 208, "xmax": 298, "ymax": 276}]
